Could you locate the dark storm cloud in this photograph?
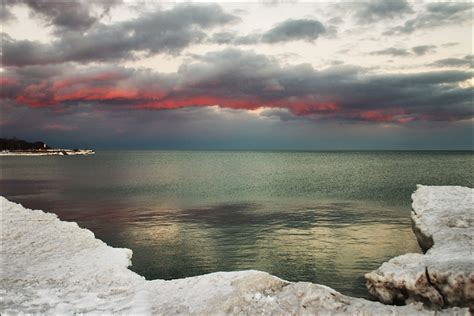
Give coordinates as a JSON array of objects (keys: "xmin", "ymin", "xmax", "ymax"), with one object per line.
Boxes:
[
  {"xmin": 430, "ymin": 55, "xmax": 473, "ymax": 68},
  {"xmin": 353, "ymin": 0, "xmax": 413, "ymax": 24},
  {"xmin": 261, "ymin": 19, "xmax": 326, "ymax": 43},
  {"xmin": 1, "ymin": 4, "xmax": 239, "ymax": 66},
  {"xmin": 4, "ymin": 48, "xmax": 473, "ymax": 124},
  {"xmin": 385, "ymin": 2, "xmax": 472, "ymax": 35},
  {"xmin": 3, "ymin": 99, "xmax": 473, "ymax": 150}
]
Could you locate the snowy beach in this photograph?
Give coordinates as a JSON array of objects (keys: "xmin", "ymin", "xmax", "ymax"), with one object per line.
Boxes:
[{"xmin": 1, "ymin": 185, "xmax": 472, "ymax": 314}]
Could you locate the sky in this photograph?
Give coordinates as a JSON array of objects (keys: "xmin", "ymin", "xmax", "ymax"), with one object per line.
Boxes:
[{"xmin": 1, "ymin": 0, "xmax": 473, "ymax": 150}]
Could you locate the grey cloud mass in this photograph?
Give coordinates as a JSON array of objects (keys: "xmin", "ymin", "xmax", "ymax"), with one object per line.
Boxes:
[
  {"xmin": 261, "ymin": 19, "xmax": 326, "ymax": 43},
  {"xmin": 371, "ymin": 45, "xmax": 437, "ymax": 57},
  {"xmin": 24, "ymin": 0, "xmax": 119, "ymax": 33},
  {"xmin": 0, "ymin": 1, "xmax": 16, "ymax": 22},
  {"xmin": 1, "ymin": 4, "xmax": 239, "ymax": 66},
  {"xmin": 412, "ymin": 45, "xmax": 436, "ymax": 56},
  {"xmin": 210, "ymin": 32, "xmax": 236, "ymax": 45},
  {"xmin": 2, "ymin": 0, "xmax": 122, "ymax": 32},
  {"xmin": 353, "ymin": 0, "xmax": 413, "ymax": 24},
  {"xmin": 431, "ymin": 55, "xmax": 473, "ymax": 68},
  {"xmin": 385, "ymin": 2, "xmax": 472, "ymax": 35},
  {"xmin": 210, "ymin": 18, "xmax": 327, "ymax": 46}
]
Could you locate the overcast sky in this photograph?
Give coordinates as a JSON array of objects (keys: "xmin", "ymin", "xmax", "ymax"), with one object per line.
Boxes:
[{"xmin": 1, "ymin": 0, "xmax": 472, "ymax": 150}]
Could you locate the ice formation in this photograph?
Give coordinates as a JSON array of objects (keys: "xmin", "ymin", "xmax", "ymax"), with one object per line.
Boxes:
[
  {"xmin": 1, "ymin": 186, "xmax": 471, "ymax": 314},
  {"xmin": 366, "ymin": 185, "xmax": 473, "ymax": 309}
]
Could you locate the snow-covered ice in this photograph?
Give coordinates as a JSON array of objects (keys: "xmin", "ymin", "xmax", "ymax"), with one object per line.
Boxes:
[
  {"xmin": 366, "ymin": 185, "xmax": 474, "ymax": 309},
  {"xmin": 0, "ymin": 187, "xmax": 471, "ymax": 314}
]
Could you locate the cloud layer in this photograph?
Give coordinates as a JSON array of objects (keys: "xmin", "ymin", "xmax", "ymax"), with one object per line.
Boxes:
[
  {"xmin": 1, "ymin": 2, "xmax": 473, "ymax": 149},
  {"xmin": 2, "ymin": 4, "xmax": 239, "ymax": 66},
  {"xmin": 4, "ymin": 48, "xmax": 472, "ymax": 125}
]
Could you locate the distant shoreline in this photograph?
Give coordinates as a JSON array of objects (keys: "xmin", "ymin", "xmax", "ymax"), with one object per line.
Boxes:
[{"xmin": 0, "ymin": 149, "xmax": 95, "ymax": 156}]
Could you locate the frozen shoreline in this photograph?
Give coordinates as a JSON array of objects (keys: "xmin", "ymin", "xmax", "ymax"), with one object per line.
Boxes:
[
  {"xmin": 365, "ymin": 185, "xmax": 473, "ymax": 309},
  {"xmin": 1, "ymin": 186, "xmax": 471, "ymax": 314},
  {"xmin": 0, "ymin": 149, "xmax": 95, "ymax": 156}
]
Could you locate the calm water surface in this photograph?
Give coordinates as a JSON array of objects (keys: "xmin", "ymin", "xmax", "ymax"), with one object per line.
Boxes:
[{"xmin": 1, "ymin": 151, "xmax": 472, "ymax": 297}]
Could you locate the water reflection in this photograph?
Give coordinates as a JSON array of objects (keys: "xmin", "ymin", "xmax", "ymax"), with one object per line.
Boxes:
[
  {"xmin": 98, "ymin": 202, "xmax": 420, "ymax": 298},
  {"xmin": 1, "ymin": 190, "xmax": 419, "ymax": 297},
  {"xmin": 1, "ymin": 150, "xmax": 471, "ymax": 297}
]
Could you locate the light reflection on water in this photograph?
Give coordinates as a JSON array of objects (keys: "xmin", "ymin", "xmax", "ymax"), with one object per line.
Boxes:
[{"xmin": 1, "ymin": 151, "xmax": 472, "ymax": 297}]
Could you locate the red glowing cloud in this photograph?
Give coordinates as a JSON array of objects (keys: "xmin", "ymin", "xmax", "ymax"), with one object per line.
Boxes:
[
  {"xmin": 359, "ymin": 110, "xmax": 395, "ymax": 123},
  {"xmin": 12, "ymin": 76, "xmax": 419, "ymax": 124},
  {"xmin": 7, "ymin": 65, "xmax": 471, "ymax": 125},
  {"xmin": 0, "ymin": 77, "xmax": 19, "ymax": 86},
  {"xmin": 14, "ymin": 73, "xmax": 349, "ymax": 119},
  {"xmin": 14, "ymin": 72, "xmax": 172, "ymax": 108}
]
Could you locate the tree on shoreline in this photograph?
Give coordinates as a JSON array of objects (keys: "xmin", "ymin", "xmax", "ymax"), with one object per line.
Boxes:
[{"xmin": 0, "ymin": 138, "xmax": 51, "ymax": 151}]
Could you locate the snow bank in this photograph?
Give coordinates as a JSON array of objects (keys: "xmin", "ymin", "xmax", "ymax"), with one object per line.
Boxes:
[
  {"xmin": 0, "ymin": 191, "xmax": 469, "ymax": 314},
  {"xmin": 366, "ymin": 185, "xmax": 473, "ymax": 309}
]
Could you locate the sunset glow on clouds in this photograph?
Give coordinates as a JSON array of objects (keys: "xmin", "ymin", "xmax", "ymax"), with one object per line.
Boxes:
[{"xmin": 1, "ymin": 1, "xmax": 473, "ymax": 149}]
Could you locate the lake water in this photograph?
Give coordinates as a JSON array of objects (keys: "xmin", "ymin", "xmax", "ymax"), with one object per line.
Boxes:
[{"xmin": 1, "ymin": 151, "xmax": 472, "ymax": 297}]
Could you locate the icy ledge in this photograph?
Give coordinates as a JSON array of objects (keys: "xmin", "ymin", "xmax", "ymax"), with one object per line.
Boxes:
[
  {"xmin": 366, "ymin": 185, "xmax": 473, "ymax": 310},
  {"xmin": 0, "ymin": 191, "xmax": 469, "ymax": 315}
]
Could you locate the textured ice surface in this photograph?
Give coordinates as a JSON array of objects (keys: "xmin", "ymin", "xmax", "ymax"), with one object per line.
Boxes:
[
  {"xmin": 0, "ymin": 193, "xmax": 469, "ymax": 314},
  {"xmin": 366, "ymin": 185, "xmax": 474, "ymax": 309}
]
